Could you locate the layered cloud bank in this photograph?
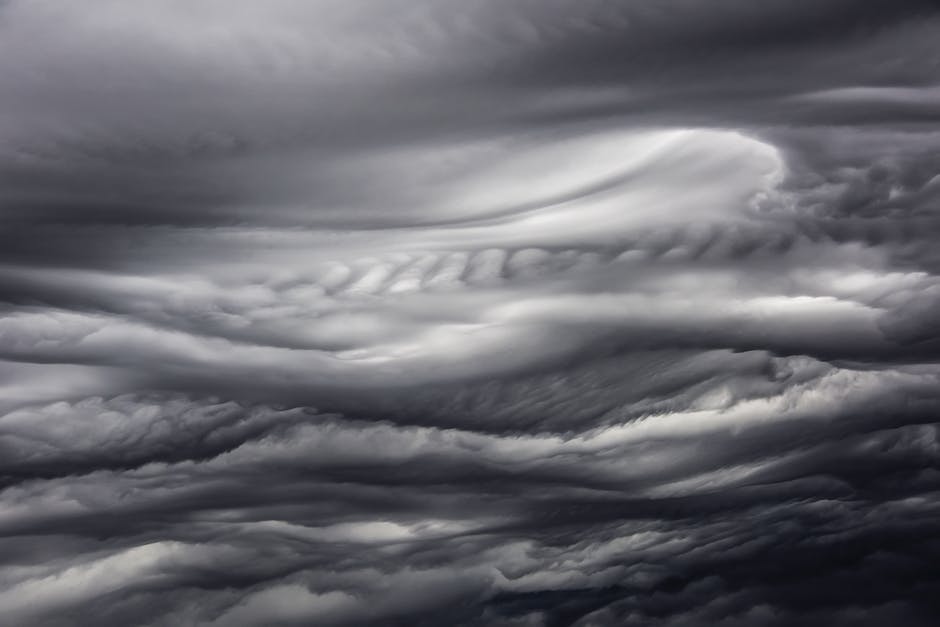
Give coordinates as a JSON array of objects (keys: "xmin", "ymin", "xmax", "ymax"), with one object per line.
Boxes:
[{"xmin": 2, "ymin": 1, "xmax": 940, "ymax": 626}]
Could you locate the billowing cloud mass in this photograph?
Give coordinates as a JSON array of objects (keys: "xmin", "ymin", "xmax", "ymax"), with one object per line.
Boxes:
[{"xmin": 2, "ymin": 1, "xmax": 940, "ymax": 625}]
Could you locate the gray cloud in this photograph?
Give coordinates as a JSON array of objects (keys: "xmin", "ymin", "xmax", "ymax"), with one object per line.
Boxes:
[{"xmin": 2, "ymin": 1, "xmax": 940, "ymax": 625}]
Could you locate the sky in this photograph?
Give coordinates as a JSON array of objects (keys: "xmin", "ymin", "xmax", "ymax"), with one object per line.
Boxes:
[{"xmin": 2, "ymin": 1, "xmax": 940, "ymax": 625}]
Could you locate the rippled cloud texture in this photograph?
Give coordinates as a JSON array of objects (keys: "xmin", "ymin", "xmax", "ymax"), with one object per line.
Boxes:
[{"xmin": 3, "ymin": 1, "xmax": 940, "ymax": 625}]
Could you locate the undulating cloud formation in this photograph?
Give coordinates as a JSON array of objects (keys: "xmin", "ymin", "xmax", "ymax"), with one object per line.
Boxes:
[{"xmin": 2, "ymin": 1, "xmax": 940, "ymax": 625}]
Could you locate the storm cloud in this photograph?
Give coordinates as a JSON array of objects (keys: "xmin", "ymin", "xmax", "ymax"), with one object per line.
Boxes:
[{"xmin": 2, "ymin": 1, "xmax": 940, "ymax": 625}]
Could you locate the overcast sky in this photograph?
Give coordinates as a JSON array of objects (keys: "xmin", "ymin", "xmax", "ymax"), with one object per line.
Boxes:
[{"xmin": 2, "ymin": 1, "xmax": 940, "ymax": 626}]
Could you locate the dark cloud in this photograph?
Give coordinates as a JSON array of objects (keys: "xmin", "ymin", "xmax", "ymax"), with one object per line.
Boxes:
[{"xmin": 2, "ymin": 1, "xmax": 940, "ymax": 626}]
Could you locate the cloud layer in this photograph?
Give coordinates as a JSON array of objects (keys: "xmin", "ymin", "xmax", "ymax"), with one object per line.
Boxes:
[{"xmin": 2, "ymin": 1, "xmax": 940, "ymax": 625}]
